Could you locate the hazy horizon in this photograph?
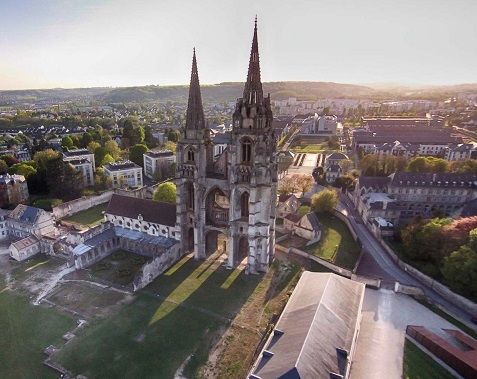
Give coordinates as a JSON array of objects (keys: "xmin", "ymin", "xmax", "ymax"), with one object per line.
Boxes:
[{"xmin": 2, "ymin": 0, "xmax": 477, "ymax": 91}]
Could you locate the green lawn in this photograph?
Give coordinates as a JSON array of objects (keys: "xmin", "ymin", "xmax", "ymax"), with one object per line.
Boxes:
[
  {"xmin": 303, "ymin": 212, "xmax": 360, "ymax": 269},
  {"xmin": 55, "ymin": 253, "xmax": 266, "ymax": 378},
  {"xmin": 402, "ymin": 339, "xmax": 455, "ymax": 379},
  {"xmin": 0, "ymin": 285, "xmax": 76, "ymax": 379},
  {"xmin": 63, "ymin": 203, "xmax": 108, "ymax": 227},
  {"xmin": 90, "ymin": 250, "xmax": 150, "ymax": 286}
]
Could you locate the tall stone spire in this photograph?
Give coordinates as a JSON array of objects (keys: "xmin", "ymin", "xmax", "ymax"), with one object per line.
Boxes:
[
  {"xmin": 243, "ymin": 16, "xmax": 263, "ymax": 105},
  {"xmin": 185, "ymin": 48, "xmax": 205, "ymax": 130}
]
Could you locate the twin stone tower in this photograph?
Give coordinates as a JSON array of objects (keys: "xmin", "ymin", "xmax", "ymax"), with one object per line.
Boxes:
[{"xmin": 175, "ymin": 19, "xmax": 278, "ymax": 274}]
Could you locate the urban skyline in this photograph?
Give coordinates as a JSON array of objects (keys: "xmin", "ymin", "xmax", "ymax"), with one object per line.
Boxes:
[{"xmin": 1, "ymin": 0, "xmax": 477, "ymax": 90}]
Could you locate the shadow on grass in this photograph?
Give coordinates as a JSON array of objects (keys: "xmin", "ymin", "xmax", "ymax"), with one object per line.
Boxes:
[{"xmin": 55, "ymin": 251, "xmax": 263, "ymax": 378}]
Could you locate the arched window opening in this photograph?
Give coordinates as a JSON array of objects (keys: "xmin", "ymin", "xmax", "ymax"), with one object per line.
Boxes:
[
  {"xmin": 241, "ymin": 139, "xmax": 252, "ymax": 163},
  {"xmin": 241, "ymin": 192, "xmax": 250, "ymax": 218},
  {"xmin": 187, "ymin": 149, "xmax": 195, "ymax": 162}
]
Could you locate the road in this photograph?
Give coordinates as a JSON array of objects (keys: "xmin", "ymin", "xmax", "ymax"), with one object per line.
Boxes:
[{"xmin": 338, "ymin": 193, "xmax": 474, "ymax": 322}]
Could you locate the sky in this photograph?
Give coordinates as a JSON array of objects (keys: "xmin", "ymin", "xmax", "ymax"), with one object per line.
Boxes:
[{"xmin": 1, "ymin": 0, "xmax": 476, "ymax": 90}]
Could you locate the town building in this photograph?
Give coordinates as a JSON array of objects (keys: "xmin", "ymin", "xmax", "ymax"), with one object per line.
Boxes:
[
  {"xmin": 63, "ymin": 148, "xmax": 95, "ymax": 168},
  {"xmin": 0, "ymin": 174, "xmax": 29, "ymax": 207},
  {"xmin": 354, "ymin": 172, "xmax": 477, "ymax": 227},
  {"xmin": 248, "ymin": 272, "xmax": 365, "ymax": 379},
  {"xmin": 175, "ymin": 20, "xmax": 278, "ymax": 273},
  {"xmin": 103, "ymin": 161, "xmax": 143, "ymax": 188},
  {"xmin": 63, "ymin": 148, "xmax": 95, "ymax": 187},
  {"xmin": 276, "ymin": 194, "xmax": 300, "ymax": 219},
  {"xmin": 143, "ymin": 149, "xmax": 175, "ymax": 180},
  {"xmin": 283, "ymin": 212, "xmax": 321, "ymax": 244}
]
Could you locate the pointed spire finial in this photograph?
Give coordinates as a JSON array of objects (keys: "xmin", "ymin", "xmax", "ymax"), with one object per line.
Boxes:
[
  {"xmin": 243, "ymin": 17, "xmax": 263, "ymax": 105},
  {"xmin": 185, "ymin": 48, "xmax": 205, "ymax": 130}
]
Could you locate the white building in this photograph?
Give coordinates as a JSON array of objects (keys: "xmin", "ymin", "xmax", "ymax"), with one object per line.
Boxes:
[
  {"xmin": 63, "ymin": 148, "xmax": 95, "ymax": 169},
  {"xmin": 143, "ymin": 149, "xmax": 175, "ymax": 180},
  {"xmin": 103, "ymin": 161, "xmax": 143, "ymax": 188},
  {"xmin": 104, "ymin": 194, "xmax": 179, "ymax": 239}
]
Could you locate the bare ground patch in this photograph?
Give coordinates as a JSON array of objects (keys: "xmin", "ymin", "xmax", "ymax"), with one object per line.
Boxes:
[{"xmin": 46, "ymin": 281, "xmax": 132, "ymax": 318}]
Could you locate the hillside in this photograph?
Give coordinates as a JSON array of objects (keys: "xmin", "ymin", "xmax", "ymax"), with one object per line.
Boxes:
[{"xmin": 1, "ymin": 82, "xmax": 476, "ymax": 105}]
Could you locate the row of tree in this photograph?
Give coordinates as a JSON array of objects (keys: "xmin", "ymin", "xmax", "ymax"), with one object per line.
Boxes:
[{"xmin": 360, "ymin": 154, "xmax": 477, "ymax": 177}]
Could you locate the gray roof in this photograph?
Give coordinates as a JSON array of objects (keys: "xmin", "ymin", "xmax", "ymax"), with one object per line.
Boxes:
[
  {"xmin": 306, "ymin": 212, "xmax": 321, "ymax": 231},
  {"xmin": 250, "ymin": 272, "xmax": 365, "ymax": 379},
  {"xmin": 212, "ymin": 131, "xmax": 231, "ymax": 145},
  {"xmin": 326, "ymin": 152, "xmax": 348, "ymax": 161},
  {"xmin": 106, "ymin": 194, "xmax": 176, "ymax": 227},
  {"xmin": 357, "ymin": 176, "xmax": 391, "ymax": 190},
  {"xmin": 73, "ymin": 227, "xmax": 177, "ymax": 256},
  {"xmin": 9, "ymin": 205, "xmax": 43, "ymax": 225},
  {"xmin": 390, "ymin": 172, "xmax": 477, "ymax": 188}
]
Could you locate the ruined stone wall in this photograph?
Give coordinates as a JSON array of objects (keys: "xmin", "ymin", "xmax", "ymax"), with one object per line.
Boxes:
[
  {"xmin": 53, "ymin": 191, "xmax": 114, "ymax": 219},
  {"xmin": 133, "ymin": 243, "xmax": 181, "ymax": 291}
]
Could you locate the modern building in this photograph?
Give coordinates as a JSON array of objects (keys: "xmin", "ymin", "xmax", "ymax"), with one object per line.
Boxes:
[
  {"xmin": 63, "ymin": 148, "xmax": 95, "ymax": 169},
  {"xmin": 143, "ymin": 149, "xmax": 175, "ymax": 180},
  {"xmin": 103, "ymin": 161, "xmax": 143, "ymax": 188},
  {"xmin": 0, "ymin": 174, "xmax": 29, "ymax": 207},
  {"xmin": 175, "ymin": 20, "xmax": 278, "ymax": 273},
  {"xmin": 248, "ymin": 272, "xmax": 365, "ymax": 379},
  {"xmin": 63, "ymin": 148, "xmax": 95, "ymax": 187}
]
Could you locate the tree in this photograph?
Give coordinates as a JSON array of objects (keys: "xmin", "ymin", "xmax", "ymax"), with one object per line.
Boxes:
[
  {"xmin": 94, "ymin": 167, "xmax": 112, "ymax": 191},
  {"xmin": 104, "ymin": 140, "xmax": 121, "ymax": 160},
  {"xmin": 33, "ymin": 149, "xmax": 60, "ymax": 170},
  {"xmin": 360, "ymin": 154, "xmax": 378, "ymax": 176},
  {"xmin": 133, "ymin": 126, "xmax": 145, "ymax": 145},
  {"xmin": 87, "ymin": 141, "xmax": 101, "ymax": 153},
  {"xmin": 0, "ymin": 154, "xmax": 19, "ymax": 167},
  {"xmin": 294, "ymin": 174, "xmax": 314, "ymax": 196},
  {"xmin": 61, "ymin": 136, "xmax": 75, "ymax": 151},
  {"xmin": 102, "ymin": 154, "xmax": 115, "ymax": 165},
  {"xmin": 94, "ymin": 147, "xmax": 107, "ymax": 168},
  {"xmin": 144, "ymin": 125, "xmax": 158, "ymax": 148},
  {"xmin": 0, "ymin": 160, "xmax": 8, "ymax": 174},
  {"xmin": 278, "ymin": 175, "xmax": 297, "ymax": 195},
  {"xmin": 340, "ymin": 159, "xmax": 354, "ymax": 174},
  {"xmin": 81, "ymin": 132, "xmax": 94, "ymax": 148},
  {"xmin": 168, "ymin": 130, "xmax": 180, "ymax": 142},
  {"xmin": 129, "ymin": 144, "xmax": 149, "ymax": 167},
  {"xmin": 9, "ymin": 163, "xmax": 37, "ymax": 178},
  {"xmin": 311, "ymin": 189, "xmax": 338, "ymax": 213},
  {"xmin": 442, "ymin": 244, "xmax": 477, "ymax": 299},
  {"xmin": 407, "ymin": 157, "xmax": 428, "ymax": 173},
  {"xmin": 153, "ymin": 182, "xmax": 176, "ymax": 203}
]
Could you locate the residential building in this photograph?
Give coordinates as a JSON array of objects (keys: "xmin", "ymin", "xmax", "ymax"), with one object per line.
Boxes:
[
  {"xmin": 249, "ymin": 272, "xmax": 365, "ymax": 379},
  {"xmin": 445, "ymin": 143, "xmax": 475, "ymax": 161},
  {"xmin": 6, "ymin": 204, "xmax": 56, "ymax": 239},
  {"xmin": 63, "ymin": 148, "xmax": 95, "ymax": 169},
  {"xmin": 0, "ymin": 174, "xmax": 29, "ymax": 207},
  {"xmin": 63, "ymin": 148, "xmax": 95, "ymax": 187},
  {"xmin": 143, "ymin": 149, "xmax": 175, "ymax": 180},
  {"xmin": 13, "ymin": 149, "xmax": 31, "ymax": 162},
  {"xmin": 283, "ymin": 212, "xmax": 321, "ymax": 244},
  {"xmin": 103, "ymin": 161, "xmax": 143, "ymax": 188},
  {"xmin": 276, "ymin": 194, "xmax": 300, "ymax": 218},
  {"xmin": 67, "ymin": 158, "xmax": 94, "ymax": 187},
  {"xmin": 325, "ymin": 164, "xmax": 343, "ymax": 182}
]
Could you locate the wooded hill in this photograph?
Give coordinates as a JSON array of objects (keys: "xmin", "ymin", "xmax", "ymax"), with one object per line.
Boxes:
[{"xmin": 2, "ymin": 82, "xmax": 477, "ymax": 104}]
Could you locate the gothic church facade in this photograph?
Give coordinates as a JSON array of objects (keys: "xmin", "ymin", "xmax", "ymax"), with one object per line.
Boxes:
[{"xmin": 175, "ymin": 20, "xmax": 278, "ymax": 273}]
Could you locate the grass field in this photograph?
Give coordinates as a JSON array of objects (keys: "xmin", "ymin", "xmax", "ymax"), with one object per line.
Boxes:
[
  {"xmin": 402, "ymin": 339, "xmax": 456, "ymax": 379},
  {"xmin": 63, "ymin": 203, "xmax": 108, "ymax": 227},
  {"xmin": 90, "ymin": 250, "xmax": 149, "ymax": 286},
  {"xmin": 303, "ymin": 212, "xmax": 360, "ymax": 269},
  {"xmin": 0, "ymin": 286, "xmax": 76, "ymax": 379},
  {"xmin": 54, "ymin": 252, "xmax": 291, "ymax": 378}
]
